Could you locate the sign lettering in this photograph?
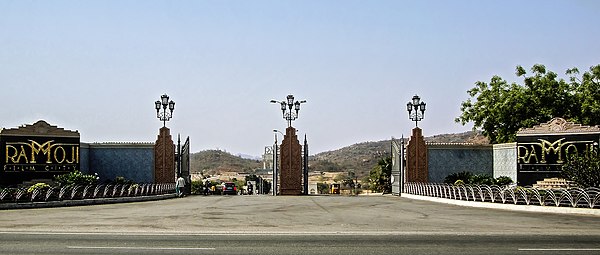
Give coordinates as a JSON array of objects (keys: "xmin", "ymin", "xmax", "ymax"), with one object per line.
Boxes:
[{"xmin": 3, "ymin": 140, "xmax": 79, "ymax": 172}]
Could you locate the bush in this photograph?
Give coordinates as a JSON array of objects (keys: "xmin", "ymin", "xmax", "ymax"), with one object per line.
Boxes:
[
  {"xmin": 191, "ymin": 180, "xmax": 203, "ymax": 195},
  {"xmin": 470, "ymin": 174, "xmax": 495, "ymax": 185},
  {"xmin": 562, "ymin": 152, "xmax": 600, "ymax": 188},
  {"xmin": 495, "ymin": 176, "xmax": 513, "ymax": 186},
  {"xmin": 113, "ymin": 176, "xmax": 135, "ymax": 185},
  {"xmin": 445, "ymin": 172, "xmax": 512, "ymax": 186},
  {"xmin": 54, "ymin": 171, "xmax": 99, "ymax": 187},
  {"xmin": 444, "ymin": 171, "xmax": 473, "ymax": 184},
  {"xmin": 27, "ymin": 183, "xmax": 50, "ymax": 193}
]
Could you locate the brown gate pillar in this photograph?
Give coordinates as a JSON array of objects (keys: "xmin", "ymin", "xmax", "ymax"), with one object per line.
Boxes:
[
  {"xmin": 406, "ymin": 127, "xmax": 428, "ymax": 183},
  {"xmin": 154, "ymin": 127, "xmax": 175, "ymax": 183},
  {"xmin": 280, "ymin": 127, "xmax": 303, "ymax": 195}
]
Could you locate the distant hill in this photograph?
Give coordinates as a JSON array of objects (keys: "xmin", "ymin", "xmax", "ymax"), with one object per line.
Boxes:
[
  {"xmin": 190, "ymin": 131, "xmax": 488, "ymax": 178},
  {"xmin": 190, "ymin": 149, "xmax": 262, "ymax": 176}
]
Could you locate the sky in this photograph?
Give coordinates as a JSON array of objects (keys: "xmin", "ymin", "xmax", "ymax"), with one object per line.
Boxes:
[{"xmin": 1, "ymin": 0, "xmax": 599, "ymax": 157}]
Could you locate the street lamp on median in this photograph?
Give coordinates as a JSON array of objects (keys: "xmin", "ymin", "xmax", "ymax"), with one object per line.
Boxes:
[
  {"xmin": 272, "ymin": 129, "xmax": 285, "ymax": 196},
  {"xmin": 270, "ymin": 94, "xmax": 306, "ymax": 127},
  {"xmin": 155, "ymin": 94, "xmax": 175, "ymax": 127},
  {"xmin": 407, "ymin": 95, "xmax": 426, "ymax": 127}
]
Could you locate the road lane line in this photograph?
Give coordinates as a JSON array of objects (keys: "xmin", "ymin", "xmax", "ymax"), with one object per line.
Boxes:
[
  {"xmin": 67, "ymin": 246, "xmax": 215, "ymax": 250},
  {"xmin": 519, "ymin": 248, "xmax": 600, "ymax": 251}
]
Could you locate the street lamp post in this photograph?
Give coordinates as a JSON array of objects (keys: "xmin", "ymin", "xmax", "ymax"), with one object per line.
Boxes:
[
  {"xmin": 270, "ymin": 95, "xmax": 306, "ymax": 127},
  {"xmin": 406, "ymin": 95, "xmax": 426, "ymax": 127},
  {"xmin": 272, "ymin": 130, "xmax": 284, "ymax": 196},
  {"xmin": 155, "ymin": 94, "xmax": 175, "ymax": 127}
]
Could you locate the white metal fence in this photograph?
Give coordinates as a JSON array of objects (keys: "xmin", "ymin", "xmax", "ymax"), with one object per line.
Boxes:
[
  {"xmin": 0, "ymin": 183, "xmax": 175, "ymax": 203},
  {"xmin": 405, "ymin": 182, "xmax": 600, "ymax": 209}
]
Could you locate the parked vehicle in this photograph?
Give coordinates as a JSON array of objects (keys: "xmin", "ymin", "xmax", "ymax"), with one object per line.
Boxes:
[
  {"xmin": 330, "ymin": 183, "xmax": 340, "ymax": 194},
  {"xmin": 221, "ymin": 182, "xmax": 237, "ymax": 195}
]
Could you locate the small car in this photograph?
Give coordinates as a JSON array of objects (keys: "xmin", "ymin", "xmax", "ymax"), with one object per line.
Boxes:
[{"xmin": 221, "ymin": 182, "xmax": 237, "ymax": 195}]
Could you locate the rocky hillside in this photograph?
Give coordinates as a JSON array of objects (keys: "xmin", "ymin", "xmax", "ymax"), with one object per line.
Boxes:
[
  {"xmin": 309, "ymin": 130, "xmax": 488, "ymax": 177},
  {"xmin": 190, "ymin": 131, "xmax": 488, "ymax": 177},
  {"xmin": 190, "ymin": 149, "xmax": 262, "ymax": 176}
]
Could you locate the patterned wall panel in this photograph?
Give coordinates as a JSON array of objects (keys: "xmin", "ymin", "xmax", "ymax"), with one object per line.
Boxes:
[
  {"xmin": 427, "ymin": 143, "xmax": 493, "ymax": 183},
  {"xmin": 82, "ymin": 143, "xmax": 154, "ymax": 183},
  {"xmin": 493, "ymin": 143, "xmax": 517, "ymax": 182}
]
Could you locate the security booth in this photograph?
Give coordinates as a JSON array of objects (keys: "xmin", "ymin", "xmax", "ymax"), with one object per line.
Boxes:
[{"xmin": 0, "ymin": 120, "xmax": 80, "ymax": 187}]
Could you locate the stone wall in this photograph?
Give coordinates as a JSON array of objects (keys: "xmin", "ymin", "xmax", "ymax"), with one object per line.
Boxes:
[
  {"xmin": 427, "ymin": 143, "xmax": 493, "ymax": 183},
  {"xmin": 80, "ymin": 142, "xmax": 154, "ymax": 183}
]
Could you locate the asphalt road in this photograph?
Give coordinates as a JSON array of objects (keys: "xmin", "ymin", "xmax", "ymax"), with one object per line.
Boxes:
[
  {"xmin": 1, "ymin": 195, "xmax": 600, "ymax": 254},
  {"xmin": 1, "ymin": 233, "xmax": 600, "ymax": 255}
]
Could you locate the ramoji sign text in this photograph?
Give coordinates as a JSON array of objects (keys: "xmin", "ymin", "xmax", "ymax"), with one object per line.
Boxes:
[
  {"xmin": 516, "ymin": 133, "xmax": 599, "ymax": 186},
  {"xmin": 517, "ymin": 138, "xmax": 597, "ymax": 167},
  {"xmin": 3, "ymin": 138, "xmax": 79, "ymax": 172},
  {"xmin": 0, "ymin": 120, "xmax": 81, "ymax": 186}
]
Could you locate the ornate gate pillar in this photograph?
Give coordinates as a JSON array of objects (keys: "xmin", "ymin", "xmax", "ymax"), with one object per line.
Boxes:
[
  {"xmin": 280, "ymin": 127, "xmax": 303, "ymax": 195},
  {"xmin": 154, "ymin": 127, "xmax": 175, "ymax": 183},
  {"xmin": 406, "ymin": 127, "xmax": 428, "ymax": 183}
]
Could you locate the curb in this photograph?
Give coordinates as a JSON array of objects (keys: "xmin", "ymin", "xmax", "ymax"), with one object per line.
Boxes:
[
  {"xmin": 401, "ymin": 193, "xmax": 600, "ymax": 217},
  {"xmin": 0, "ymin": 194, "xmax": 178, "ymax": 210}
]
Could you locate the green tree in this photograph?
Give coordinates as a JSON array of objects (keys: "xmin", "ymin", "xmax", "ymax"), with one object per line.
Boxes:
[
  {"xmin": 570, "ymin": 65, "xmax": 600, "ymax": 125},
  {"xmin": 317, "ymin": 183, "xmax": 329, "ymax": 194},
  {"xmin": 562, "ymin": 152, "xmax": 600, "ymax": 188},
  {"xmin": 369, "ymin": 157, "xmax": 391, "ymax": 193},
  {"xmin": 456, "ymin": 64, "xmax": 600, "ymax": 143}
]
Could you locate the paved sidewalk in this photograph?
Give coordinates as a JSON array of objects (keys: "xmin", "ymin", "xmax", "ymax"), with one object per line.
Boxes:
[{"xmin": 402, "ymin": 193, "xmax": 600, "ymax": 216}]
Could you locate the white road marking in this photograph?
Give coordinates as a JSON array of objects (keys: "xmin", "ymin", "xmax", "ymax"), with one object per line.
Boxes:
[
  {"xmin": 0, "ymin": 231, "xmax": 514, "ymax": 236},
  {"xmin": 519, "ymin": 248, "xmax": 600, "ymax": 251},
  {"xmin": 68, "ymin": 246, "xmax": 215, "ymax": 250}
]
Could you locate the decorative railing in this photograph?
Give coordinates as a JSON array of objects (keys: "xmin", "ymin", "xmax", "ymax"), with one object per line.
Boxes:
[
  {"xmin": 404, "ymin": 182, "xmax": 600, "ymax": 209},
  {"xmin": 0, "ymin": 183, "xmax": 175, "ymax": 203}
]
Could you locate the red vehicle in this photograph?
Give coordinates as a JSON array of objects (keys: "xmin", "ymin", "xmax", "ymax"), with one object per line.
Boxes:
[{"xmin": 221, "ymin": 182, "xmax": 237, "ymax": 195}]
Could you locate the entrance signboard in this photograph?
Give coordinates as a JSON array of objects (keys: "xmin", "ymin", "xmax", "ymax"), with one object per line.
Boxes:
[
  {"xmin": 516, "ymin": 118, "xmax": 599, "ymax": 186},
  {"xmin": 0, "ymin": 121, "xmax": 80, "ymax": 186}
]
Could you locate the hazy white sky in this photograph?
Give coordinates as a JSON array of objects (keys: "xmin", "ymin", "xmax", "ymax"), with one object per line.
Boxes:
[{"xmin": 1, "ymin": 0, "xmax": 599, "ymax": 156}]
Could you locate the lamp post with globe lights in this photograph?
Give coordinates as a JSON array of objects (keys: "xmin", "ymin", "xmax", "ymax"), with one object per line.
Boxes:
[
  {"xmin": 155, "ymin": 94, "xmax": 175, "ymax": 128},
  {"xmin": 270, "ymin": 95, "xmax": 306, "ymax": 127},
  {"xmin": 407, "ymin": 95, "xmax": 426, "ymax": 127}
]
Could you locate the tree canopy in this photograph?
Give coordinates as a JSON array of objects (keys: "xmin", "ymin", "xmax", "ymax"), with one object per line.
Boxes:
[
  {"xmin": 456, "ymin": 64, "xmax": 600, "ymax": 143},
  {"xmin": 369, "ymin": 157, "xmax": 391, "ymax": 193}
]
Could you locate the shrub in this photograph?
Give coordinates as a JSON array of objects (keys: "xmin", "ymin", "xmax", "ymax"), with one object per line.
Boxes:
[
  {"xmin": 191, "ymin": 180, "xmax": 203, "ymax": 195},
  {"xmin": 27, "ymin": 183, "xmax": 50, "ymax": 193},
  {"xmin": 113, "ymin": 176, "xmax": 135, "ymax": 185},
  {"xmin": 54, "ymin": 171, "xmax": 99, "ymax": 187},
  {"xmin": 495, "ymin": 176, "xmax": 513, "ymax": 186},
  {"xmin": 470, "ymin": 174, "xmax": 495, "ymax": 185},
  {"xmin": 562, "ymin": 151, "xmax": 600, "ymax": 188},
  {"xmin": 444, "ymin": 171, "xmax": 473, "ymax": 184}
]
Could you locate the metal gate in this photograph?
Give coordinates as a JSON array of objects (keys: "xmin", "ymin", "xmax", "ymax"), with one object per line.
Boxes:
[{"xmin": 391, "ymin": 136, "xmax": 405, "ymax": 196}]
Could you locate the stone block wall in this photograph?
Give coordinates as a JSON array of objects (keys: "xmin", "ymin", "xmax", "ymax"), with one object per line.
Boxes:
[
  {"xmin": 80, "ymin": 142, "xmax": 154, "ymax": 183},
  {"xmin": 427, "ymin": 143, "xmax": 493, "ymax": 183}
]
